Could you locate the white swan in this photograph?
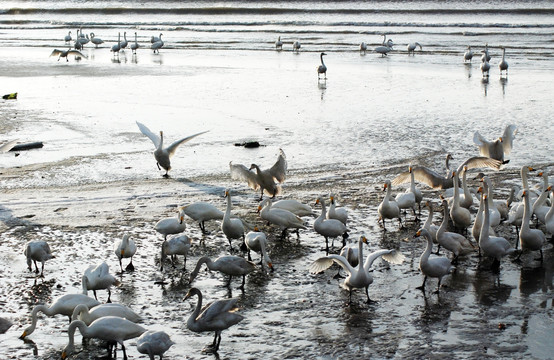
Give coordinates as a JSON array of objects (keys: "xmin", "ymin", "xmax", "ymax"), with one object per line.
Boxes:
[
  {"xmin": 422, "ymin": 201, "xmax": 439, "ymax": 244},
  {"xmin": 449, "ymin": 171, "xmax": 472, "ymax": 231},
  {"xmin": 482, "ymin": 176, "xmax": 501, "ymax": 228},
  {"xmin": 437, "ymin": 199, "xmax": 475, "ymax": 260},
  {"xmin": 131, "ymin": 32, "xmax": 140, "ymax": 54},
  {"xmin": 414, "ymin": 229, "xmax": 454, "ymax": 293},
  {"xmin": 114, "ymin": 234, "xmax": 136, "ymax": 272},
  {"xmin": 111, "ymin": 32, "xmax": 121, "ymax": 55},
  {"xmin": 136, "ymin": 121, "xmax": 208, "ymax": 177},
  {"xmin": 375, "ymin": 39, "xmax": 394, "ymax": 56},
  {"xmin": 395, "ymin": 167, "xmax": 418, "ymax": 219},
  {"xmin": 407, "ymin": 42, "xmax": 422, "ymax": 55},
  {"xmin": 271, "ymin": 199, "xmax": 315, "ymax": 217},
  {"xmin": 230, "ymin": 148, "xmax": 287, "ymax": 200},
  {"xmin": 317, "ymin": 52, "xmax": 327, "ymax": 79},
  {"xmin": 222, "ymin": 189, "xmax": 246, "ymax": 251},
  {"xmin": 258, "ymin": 199, "xmax": 306, "ymax": 238},
  {"xmin": 292, "ymin": 40, "xmax": 301, "ymax": 52},
  {"xmin": 463, "ymin": 45, "xmax": 474, "ymax": 62},
  {"xmin": 151, "ymin": 34, "xmax": 164, "ymax": 53},
  {"xmin": 82, "ymin": 262, "xmax": 120, "ymax": 303},
  {"xmin": 151, "ymin": 33, "xmax": 162, "ymax": 43},
  {"xmin": 160, "ymin": 235, "xmax": 191, "ymax": 271},
  {"xmin": 180, "ymin": 202, "xmax": 224, "ymax": 234},
  {"xmin": 447, "ymin": 165, "xmax": 473, "ymax": 209},
  {"xmin": 50, "ymin": 48, "xmax": 87, "ymax": 62},
  {"xmin": 120, "ymin": 31, "xmax": 128, "ymax": 50},
  {"xmin": 20, "ymin": 294, "xmax": 100, "ymax": 338},
  {"xmin": 155, "ymin": 209, "xmax": 186, "ymax": 240},
  {"xmin": 184, "ymin": 287, "xmax": 244, "ymax": 353},
  {"xmin": 532, "ymin": 183, "xmax": 551, "ymax": 225},
  {"xmin": 275, "ymin": 36, "xmax": 283, "ymax": 50},
  {"xmin": 137, "ymin": 330, "xmax": 175, "ymax": 360},
  {"xmin": 480, "ymin": 194, "xmax": 516, "ymax": 270},
  {"xmin": 327, "ymin": 193, "xmax": 348, "ymax": 225},
  {"xmin": 359, "ymin": 42, "xmax": 367, "ymax": 54},
  {"xmin": 189, "ymin": 256, "xmax": 256, "ymax": 289},
  {"xmin": 498, "ymin": 47, "xmax": 508, "ymax": 76},
  {"xmin": 314, "ymin": 197, "xmax": 348, "ymax": 253},
  {"xmin": 24, "ymin": 240, "xmax": 54, "ymax": 276},
  {"xmin": 245, "ymin": 227, "xmax": 273, "ymax": 271},
  {"xmin": 61, "ymin": 316, "xmax": 146, "ymax": 360},
  {"xmin": 378, "ymin": 180, "xmax": 401, "ymax": 230},
  {"xmin": 508, "ymin": 166, "xmax": 535, "ymax": 240},
  {"xmin": 518, "ymin": 190, "xmax": 546, "ymax": 260},
  {"xmin": 480, "ymin": 56, "xmax": 491, "ymax": 78},
  {"xmin": 90, "ymin": 32, "xmax": 104, "ymax": 48},
  {"xmin": 472, "ymin": 187, "xmax": 496, "ymax": 245},
  {"xmin": 64, "ymin": 31, "xmax": 72, "ymax": 43},
  {"xmin": 309, "ymin": 235, "xmax": 404, "ymax": 304},
  {"xmin": 481, "ymin": 43, "xmax": 491, "ymax": 62},
  {"xmin": 473, "ymin": 124, "xmax": 517, "ymax": 163},
  {"xmin": 392, "ymin": 154, "xmax": 502, "ymax": 189},
  {"xmin": 71, "ymin": 303, "xmax": 142, "ymax": 325}
]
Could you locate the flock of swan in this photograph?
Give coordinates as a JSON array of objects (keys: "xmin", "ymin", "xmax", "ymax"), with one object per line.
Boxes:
[{"xmin": 9, "ymin": 118, "xmax": 553, "ymax": 358}]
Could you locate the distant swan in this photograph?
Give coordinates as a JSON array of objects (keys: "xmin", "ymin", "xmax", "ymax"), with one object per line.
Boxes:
[
  {"xmin": 131, "ymin": 32, "xmax": 140, "ymax": 54},
  {"xmin": 498, "ymin": 47, "xmax": 508, "ymax": 77},
  {"xmin": 136, "ymin": 121, "xmax": 208, "ymax": 177},
  {"xmin": 151, "ymin": 34, "xmax": 164, "ymax": 53},
  {"xmin": 293, "ymin": 40, "xmax": 301, "ymax": 52},
  {"xmin": 24, "ymin": 240, "xmax": 54, "ymax": 276},
  {"xmin": 317, "ymin": 52, "xmax": 327, "ymax": 79},
  {"xmin": 275, "ymin": 36, "xmax": 283, "ymax": 50},
  {"xmin": 120, "ymin": 31, "xmax": 128, "ymax": 50},
  {"xmin": 50, "ymin": 48, "xmax": 87, "ymax": 62},
  {"xmin": 407, "ymin": 42, "xmax": 422, "ymax": 55},
  {"xmin": 90, "ymin": 32, "xmax": 104, "ymax": 48},
  {"xmin": 64, "ymin": 31, "xmax": 72, "ymax": 43},
  {"xmin": 463, "ymin": 46, "xmax": 474, "ymax": 62}
]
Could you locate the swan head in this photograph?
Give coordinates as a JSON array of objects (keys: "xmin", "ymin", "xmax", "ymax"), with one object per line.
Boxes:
[
  {"xmin": 477, "ymin": 186, "xmax": 483, "ymax": 194},
  {"xmin": 408, "ymin": 166, "xmax": 413, "ymax": 173},
  {"xmin": 224, "ymin": 189, "xmax": 230, "ymax": 198},
  {"xmin": 360, "ymin": 235, "xmax": 368, "ymax": 244},
  {"xmin": 446, "ymin": 154, "xmax": 454, "ymax": 161},
  {"xmin": 473, "ymin": 172, "xmax": 485, "ymax": 181},
  {"xmin": 321, "ymin": 52, "xmax": 327, "ymax": 56},
  {"xmin": 19, "ymin": 329, "xmax": 28, "ymax": 339},
  {"xmin": 184, "ymin": 287, "xmax": 201, "ymax": 300},
  {"xmin": 537, "ymin": 172, "xmax": 543, "ymax": 177}
]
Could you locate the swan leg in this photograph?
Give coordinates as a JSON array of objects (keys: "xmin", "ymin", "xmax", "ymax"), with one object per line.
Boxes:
[
  {"xmin": 33, "ymin": 260, "xmax": 39, "ymax": 274},
  {"xmin": 107, "ymin": 288, "xmax": 112, "ymax": 303},
  {"xmin": 93, "ymin": 290, "xmax": 98, "ymax": 300},
  {"xmin": 40, "ymin": 262, "xmax": 45, "ymax": 277},
  {"xmin": 119, "ymin": 258, "xmax": 124, "ymax": 272},
  {"xmin": 239, "ymin": 274, "xmax": 246, "ymax": 290},
  {"xmin": 122, "ymin": 343, "xmax": 128, "ymax": 360},
  {"xmin": 416, "ymin": 276, "xmax": 427, "ymax": 291},
  {"xmin": 125, "ymin": 259, "xmax": 135, "ymax": 272},
  {"xmin": 182, "ymin": 255, "xmax": 187, "ymax": 270},
  {"xmin": 365, "ymin": 287, "xmax": 376, "ymax": 304},
  {"xmin": 247, "ymin": 249, "xmax": 252, "ymax": 262}
]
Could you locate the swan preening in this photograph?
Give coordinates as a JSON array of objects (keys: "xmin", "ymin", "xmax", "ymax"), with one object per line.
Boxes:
[
  {"xmin": 407, "ymin": 42, "xmax": 422, "ymax": 55},
  {"xmin": 473, "ymin": 125, "xmax": 517, "ymax": 164},
  {"xmin": 258, "ymin": 198, "xmax": 307, "ymax": 238},
  {"xmin": 71, "ymin": 303, "xmax": 142, "ymax": 325},
  {"xmin": 136, "ymin": 121, "xmax": 209, "ymax": 177},
  {"xmin": 317, "ymin": 52, "xmax": 327, "ymax": 79},
  {"xmin": 184, "ymin": 287, "xmax": 244, "ymax": 352},
  {"xmin": 61, "ymin": 316, "xmax": 146, "ymax": 360},
  {"xmin": 82, "ymin": 261, "xmax": 120, "ymax": 303},
  {"xmin": 50, "ymin": 48, "xmax": 87, "ymax": 62},
  {"xmin": 24, "ymin": 240, "xmax": 54, "ymax": 276},
  {"xmin": 160, "ymin": 234, "xmax": 191, "ymax": 271},
  {"xmin": 20, "ymin": 294, "xmax": 100, "ymax": 338},
  {"xmin": 230, "ymin": 148, "xmax": 287, "ymax": 200},
  {"xmin": 292, "ymin": 40, "xmax": 301, "ymax": 52},
  {"xmin": 310, "ymin": 235, "xmax": 405, "ymax": 304},
  {"xmin": 137, "ymin": 330, "xmax": 175, "ymax": 359}
]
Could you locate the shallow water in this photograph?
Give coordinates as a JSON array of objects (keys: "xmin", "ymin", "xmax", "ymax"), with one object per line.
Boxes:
[{"xmin": 1, "ymin": 1, "xmax": 554, "ymax": 359}]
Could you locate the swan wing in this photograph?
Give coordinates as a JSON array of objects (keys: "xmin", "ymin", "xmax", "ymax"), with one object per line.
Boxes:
[
  {"xmin": 67, "ymin": 50, "xmax": 87, "ymax": 58},
  {"xmin": 198, "ymin": 298, "xmax": 240, "ymax": 323},
  {"xmin": 502, "ymin": 124, "xmax": 517, "ymax": 155},
  {"xmin": 268, "ymin": 149, "xmax": 287, "ymax": 183},
  {"xmin": 456, "ymin": 156, "xmax": 502, "ymax": 173},
  {"xmin": 309, "ymin": 255, "xmax": 353, "ymax": 274},
  {"xmin": 136, "ymin": 121, "xmax": 161, "ymax": 148},
  {"xmin": 363, "ymin": 249, "xmax": 405, "ymax": 271},
  {"xmin": 0, "ymin": 140, "xmax": 17, "ymax": 153},
  {"xmin": 409, "ymin": 167, "xmax": 446, "ymax": 189},
  {"xmin": 166, "ymin": 130, "xmax": 209, "ymax": 157},
  {"xmin": 473, "ymin": 131, "xmax": 489, "ymax": 148},
  {"xmin": 50, "ymin": 49, "xmax": 64, "ymax": 57},
  {"xmin": 230, "ymin": 162, "xmax": 260, "ymax": 190}
]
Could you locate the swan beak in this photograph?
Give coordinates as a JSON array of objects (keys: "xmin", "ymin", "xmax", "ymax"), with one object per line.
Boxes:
[
  {"xmin": 537, "ymin": 172, "xmax": 543, "ymax": 177},
  {"xmin": 254, "ymin": 226, "xmax": 259, "ymax": 231},
  {"xmin": 61, "ymin": 351, "xmax": 68, "ymax": 359},
  {"xmin": 382, "ymin": 183, "xmax": 387, "ymax": 191},
  {"xmin": 315, "ymin": 198, "xmax": 320, "ymax": 205},
  {"xmin": 179, "ymin": 215, "xmax": 184, "ymax": 224},
  {"xmin": 268, "ymin": 262, "xmax": 273, "ymax": 269},
  {"xmin": 19, "ymin": 330, "xmax": 27, "ymax": 339},
  {"xmin": 528, "ymin": 167, "xmax": 535, "ymax": 172},
  {"xmin": 477, "ymin": 186, "xmax": 483, "ymax": 193},
  {"xmin": 330, "ymin": 196, "xmax": 335, "ymax": 202},
  {"xmin": 184, "ymin": 290, "xmax": 192, "ymax": 300},
  {"xmin": 361, "ymin": 236, "xmax": 368, "ymax": 244},
  {"xmin": 546, "ymin": 186, "xmax": 552, "ymax": 192},
  {"xmin": 257, "ymin": 206, "xmax": 262, "ymax": 213},
  {"xmin": 414, "ymin": 230, "xmax": 422, "ymax": 238},
  {"xmin": 224, "ymin": 190, "xmax": 229, "ymax": 198}
]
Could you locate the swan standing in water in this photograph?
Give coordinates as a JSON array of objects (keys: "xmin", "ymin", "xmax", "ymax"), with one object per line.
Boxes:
[
  {"xmin": 151, "ymin": 34, "xmax": 164, "ymax": 53},
  {"xmin": 447, "ymin": 165, "xmax": 473, "ymax": 209},
  {"xmin": 472, "ymin": 187, "xmax": 496, "ymax": 246},
  {"xmin": 463, "ymin": 45, "xmax": 474, "ymax": 62},
  {"xmin": 137, "ymin": 330, "xmax": 175, "ymax": 360},
  {"xmin": 245, "ymin": 227, "xmax": 273, "ymax": 271},
  {"xmin": 481, "ymin": 43, "xmax": 491, "ymax": 62},
  {"xmin": 314, "ymin": 197, "xmax": 348, "ymax": 254},
  {"xmin": 61, "ymin": 316, "xmax": 146, "ymax": 360},
  {"xmin": 72, "ymin": 303, "xmax": 143, "ymax": 325},
  {"xmin": 258, "ymin": 198, "xmax": 306, "ymax": 239},
  {"xmin": 120, "ymin": 31, "xmax": 128, "ymax": 50},
  {"xmin": 50, "ymin": 48, "xmax": 87, "ymax": 62},
  {"xmin": 310, "ymin": 235, "xmax": 405, "ymax": 304},
  {"xmin": 317, "ymin": 52, "xmax": 327, "ymax": 79},
  {"xmin": 359, "ymin": 42, "xmax": 367, "ymax": 54},
  {"xmin": 392, "ymin": 154, "xmax": 502, "ymax": 190},
  {"xmin": 181, "ymin": 202, "xmax": 224, "ymax": 234},
  {"xmin": 24, "ymin": 240, "xmax": 54, "ymax": 277},
  {"xmin": 20, "ymin": 294, "xmax": 100, "ymax": 338},
  {"xmin": 222, "ymin": 189, "xmax": 247, "ymax": 251},
  {"xmin": 480, "ymin": 195, "xmax": 516, "ymax": 270},
  {"xmin": 327, "ymin": 194, "xmax": 348, "ymax": 225},
  {"xmin": 422, "ymin": 201, "xmax": 440, "ymax": 244},
  {"xmin": 275, "ymin": 36, "xmax": 283, "ymax": 50},
  {"xmin": 111, "ymin": 32, "xmax": 121, "ymax": 56},
  {"xmin": 375, "ymin": 39, "xmax": 394, "ymax": 56},
  {"xmin": 189, "ymin": 256, "xmax": 256, "ymax": 289},
  {"xmin": 414, "ymin": 229, "xmax": 454, "ymax": 293},
  {"xmin": 378, "ymin": 180, "xmax": 402, "ymax": 231},
  {"xmin": 131, "ymin": 32, "xmax": 140, "ymax": 54},
  {"xmin": 82, "ymin": 262, "xmax": 120, "ymax": 303},
  {"xmin": 184, "ymin": 287, "xmax": 244, "ymax": 353},
  {"xmin": 437, "ymin": 199, "xmax": 475, "ymax": 261},
  {"xmin": 394, "ymin": 167, "xmax": 419, "ymax": 220},
  {"xmin": 230, "ymin": 148, "xmax": 287, "ymax": 200},
  {"xmin": 498, "ymin": 47, "xmax": 508, "ymax": 77},
  {"xmin": 160, "ymin": 235, "xmax": 191, "ymax": 271},
  {"xmin": 64, "ymin": 31, "xmax": 72, "ymax": 43},
  {"xmin": 155, "ymin": 209, "xmax": 186, "ymax": 240},
  {"xmin": 114, "ymin": 234, "xmax": 136, "ymax": 272},
  {"xmin": 480, "ymin": 56, "xmax": 490, "ymax": 78},
  {"xmin": 407, "ymin": 42, "xmax": 422, "ymax": 55},
  {"xmin": 473, "ymin": 124, "xmax": 517, "ymax": 164},
  {"xmin": 518, "ymin": 190, "xmax": 546, "ymax": 261},
  {"xmin": 90, "ymin": 32, "xmax": 104, "ymax": 48},
  {"xmin": 292, "ymin": 40, "xmax": 301, "ymax": 52},
  {"xmin": 449, "ymin": 171, "xmax": 472, "ymax": 232},
  {"xmin": 136, "ymin": 121, "xmax": 209, "ymax": 177}
]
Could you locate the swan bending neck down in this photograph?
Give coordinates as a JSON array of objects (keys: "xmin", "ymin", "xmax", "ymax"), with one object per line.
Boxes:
[
  {"xmin": 184, "ymin": 287, "xmax": 244, "ymax": 353},
  {"xmin": 189, "ymin": 255, "xmax": 256, "ymax": 289},
  {"xmin": 61, "ymin": 317, "xmax": 146, "ymax": 359}
]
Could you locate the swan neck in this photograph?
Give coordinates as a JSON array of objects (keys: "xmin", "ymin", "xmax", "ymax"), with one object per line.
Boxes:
[
  {"xmin": 522, "ymin": 193, "xmax": 531, "ymax": 228},
  {"xmin": 423, "ymin": 204, "xmax": 433, "ymax": 229},
  {"xmin": 439, "ymin": 202, "xmax": 448, "ymax": 234},
  {"xmin": 421, "ymin": 232, "xmax": 433, "ymax": 262},
  {"xmin": 357, "ymin": 238, "xmax": 364, "ymax": 268},
  {"xmin": 191, "ymin": 257, "xmax": 211, "ymax": 280},
  {"xmin": 481, "ymin": 198, "xmax": 490, "ymax": 243},
  {"xmin": 521, "ymin": 167, "xmax": 529, "ymax": 190},
  {"xmin": 189, "ymin": 292, "xmax": 203, "ymax": 326}
]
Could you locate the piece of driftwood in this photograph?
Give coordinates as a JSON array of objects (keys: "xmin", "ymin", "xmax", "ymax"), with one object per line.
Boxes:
[
  {"xmin": 10, "ymin": 142, "xmax": 44, "ymax": 151},
  {"xmin": 234, "ymin": 141, "xmax": 261, "ymax": 148}
]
